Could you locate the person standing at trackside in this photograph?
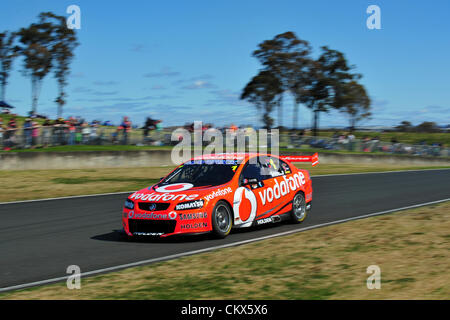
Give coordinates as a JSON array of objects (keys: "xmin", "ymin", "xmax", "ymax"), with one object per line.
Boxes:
[
  {"xmin": 4, "ymin": 117, "xmax": 17, "ymax": 150},
  {"xmin": 90, "ymin": 121, "xmax": 99, "ymax": 145},
  {"xmin": 0, "ymin": 117, "xmax": 3, "ymax": 147},
  {"xmin": 81, "ymin": 122, "xmax": 91, "ymax": 144},
  {"xmin": 52, "ymin": 118, "xmax": 65, "ymax": 145},
  {"xmin": 142, "ymin": 117, "xmax": 152, "ymax": 144},
  {"xmin": 142, "ymin": 116, "xmax": 162, "ymax": 145},
  {"xmin": 121, "ymin": 116, "xmax": 132, "ymax": 145},
  {"xmin": 23, "ymin": 118, "xmax": 33, "ymax": 148},
  {"xmin": 68, "ymin": 117, "xmax": 76, "ymax": 145},
  {"xmin": 348, "ymin": 131, "xmax": 355, "ymax": 151},
  {"xmin": 41, "ymin": 119, "xmax": 52, "ymax": 148},
  {"xmin": 31, "ymin": 120, "xmax": 40, "ymax": 148}
]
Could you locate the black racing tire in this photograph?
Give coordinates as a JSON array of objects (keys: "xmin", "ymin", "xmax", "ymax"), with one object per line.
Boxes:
[
  {"xmin": 290, "ymin": 192, "xmax": 307, "ymax": 224},
  {"xmin": 211, "ymin": 200, "xmax": 233, "ymax": 239},
  {"xmin": 118, "ymin": 229, "xmax": 132, "ymax": 242}
]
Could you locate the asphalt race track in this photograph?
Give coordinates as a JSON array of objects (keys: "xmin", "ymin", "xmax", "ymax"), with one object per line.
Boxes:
[{"xmin": 1, "ymin": 169, "xmax": 449, "ymax": 291}]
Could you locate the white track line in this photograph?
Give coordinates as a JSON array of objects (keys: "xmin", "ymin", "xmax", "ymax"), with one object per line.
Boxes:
[
  {"xmin": 1, "ymin": 197, "xmax": 449, "ymax": 293},
  {"xmin": 1, "ymin": 168, "xmax": 449, "ymax": 205}
]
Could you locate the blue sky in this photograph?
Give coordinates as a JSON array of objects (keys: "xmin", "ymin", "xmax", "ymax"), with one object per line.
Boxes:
[{"xmin": 1, "ymin": 0, "xmax": 449, "ymax": 128}]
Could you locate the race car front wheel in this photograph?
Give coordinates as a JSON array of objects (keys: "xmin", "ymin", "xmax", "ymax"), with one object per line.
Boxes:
[
  {"xmin": 290, "ymin": 192, "xmax": 307, "ymax": 223},
  {"xmin": 211, "ymin": 200, "xmax": 233, "ymax": 239}
]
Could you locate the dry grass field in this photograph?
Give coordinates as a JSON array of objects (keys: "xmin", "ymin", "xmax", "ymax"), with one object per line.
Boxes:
[{"xmin": 1, "ymin": 164, "xmax": 449, "ymax": 202}]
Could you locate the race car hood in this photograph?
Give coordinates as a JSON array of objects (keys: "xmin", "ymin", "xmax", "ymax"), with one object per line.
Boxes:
[{"xmin": 128, "ymin": 182, "xmax": 233, "ymax": 203}]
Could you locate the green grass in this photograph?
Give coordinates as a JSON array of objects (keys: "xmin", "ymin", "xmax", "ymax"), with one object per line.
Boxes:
[
  {"xmin": 1, "ymin": 145, "xmax": 174, "ymax": 152},
  {"xmin": 280, "ymin": 147, "xmax": 448, "ymax": 157},
  {"xmin": 2, "ymin": 144, "xmax": 449, "ymax": 159},
  {"xmin": 307, "ymin": 130, "xmax": 450, "ymax": 146}
]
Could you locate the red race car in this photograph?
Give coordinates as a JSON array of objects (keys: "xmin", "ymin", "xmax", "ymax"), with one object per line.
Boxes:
[{"xmin": 122, "ymin": 152, "xmax": 318, "ymax": 238}]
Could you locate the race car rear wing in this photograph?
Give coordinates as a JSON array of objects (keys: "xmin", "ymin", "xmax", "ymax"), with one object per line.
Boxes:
[{"xmin": 279, "ymin": 153, "xmax": 319, "ymax": 166}]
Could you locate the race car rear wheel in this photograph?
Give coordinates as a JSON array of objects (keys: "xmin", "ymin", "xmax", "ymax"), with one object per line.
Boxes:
[
  {"xmin": 290, "ymin": 192, "xmax": 307, "ymax": 223},
  {"xmin": 211, "ymin": 200, "xmax": 233, "ymax": 238}
]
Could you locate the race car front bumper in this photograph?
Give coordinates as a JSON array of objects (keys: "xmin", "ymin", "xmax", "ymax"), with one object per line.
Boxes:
[{"xmin": 122, "ymin": 207, "xmax": 210, "ymax": 237}]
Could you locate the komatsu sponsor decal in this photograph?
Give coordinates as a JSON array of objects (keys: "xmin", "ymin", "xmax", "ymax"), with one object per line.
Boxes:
[
  {"xmin": 175, "ymin": 200, "xmax": 204, "ymax": 210},
  {"xmin": 259, "ymin": 173, "xmax": 306, "ymax": 205},
  {"xmin": 179, "ymin": 212, "xmax": 208, "ymax": 220},
  {"xmin": 204, "ymin": 187, "xmax": 233, "ymax": 201},
  {"xmin": 129, "ymin": 192, "xmax": 199, "ymax": 202}
]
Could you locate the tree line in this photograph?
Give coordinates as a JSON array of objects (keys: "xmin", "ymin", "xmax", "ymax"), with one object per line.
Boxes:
[
  {"xmin": 395, "ymin": 121, "xmax": 444, "ymax": 133},
  {"xmin": 240, "ymin": 32, "xmax": 371, "ymax": 135},
  {"xmin": 0, "ymin": 12, "xmax": 78, "ymax": 118},
  {"xmin": 2, "ymin": 23, "xmax": 369, "ymax": 131}
]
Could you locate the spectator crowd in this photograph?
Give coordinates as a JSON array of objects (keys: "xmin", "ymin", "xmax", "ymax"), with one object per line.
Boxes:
[
  {"xmin": 0, "ymin": 114, "xmax": 448, "ymax": 157},
  {"xmin": 0, "ymin": 116, "xmax": 134, "ymax": 150}
]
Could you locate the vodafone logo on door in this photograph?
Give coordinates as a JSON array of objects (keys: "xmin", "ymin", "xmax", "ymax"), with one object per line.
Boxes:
[
  {"xmin": 233, "ymin": 187, "xmax": 257, "ymax": 228},
  {"xmin": 259, "ymin": 173, "xmax": 306, "ymax": 205}
]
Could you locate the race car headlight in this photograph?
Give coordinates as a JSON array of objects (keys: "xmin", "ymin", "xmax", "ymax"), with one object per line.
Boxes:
[
  {"xmin": 175, "ymin": 199, "xmax": 204, "ymax": 211},
  {"xmin": 124, "ymin": 199, "xmax": 135, "ymax": 209}
]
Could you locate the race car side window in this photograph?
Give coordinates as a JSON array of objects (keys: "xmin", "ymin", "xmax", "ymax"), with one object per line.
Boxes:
[
  {"xmin": 240, "ymin": 156, "xmax": 276, "ymax": 184},
  {"xmin": 259, "ymin": 156, "xmax": 285, "ymax": 178},
  {"xmin": 240, "ymin": 163, "xmax": 266, "ymax": 182},
  {"xmin": 278, "ymin": 159, "xmax": 292, "ymax": 175}
]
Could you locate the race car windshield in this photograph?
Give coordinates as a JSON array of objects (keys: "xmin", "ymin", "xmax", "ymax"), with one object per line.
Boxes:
[{"xmin": 158, "ymin": 159, "xmax": 241, "ymax": 187}]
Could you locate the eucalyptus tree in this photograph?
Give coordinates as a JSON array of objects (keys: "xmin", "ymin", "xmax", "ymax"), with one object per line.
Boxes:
[
  {"xmin": 300, "ymin": 46, "xmax": 358, "ymax": 136},
  {"xmin": 17, "ymin": 22, "xmax": 53, "ymax": 114},
  {"xmin": 339, "ymin": 80, "xmax": 371, "ymax": 131},
  {"xmin": 252, "ymin": 32, "xmax": 311, "ymax": 129},
  {"xmin": 240, "ymin": 70, "xmax": 283, "ymax": 129},
  {"xmin": 289, "ymin": 53, "xmax": 314, "ymax": 129},
  {"xmin": 17, "ymin": 12, "xmax": 78, "ymax": 116},
  {"xmin": 395, "ymin": 121, "xmax": 413, "ymax": 132},
  {"xmin": 38, "ymin": 12, "xmax": 78, "ymax": 118},
  {"xmin": 295, "ymin": 59, "xmax": 329, "ymax": 136},
  {"xmin": 0, "ymin": 31, "xmax": 20, "ymax": 101}
]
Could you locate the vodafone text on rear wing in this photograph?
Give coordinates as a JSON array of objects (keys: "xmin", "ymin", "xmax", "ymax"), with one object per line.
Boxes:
[{"xmin": 279, "ymin": 153, "xmax": 319, "ymax": 167}]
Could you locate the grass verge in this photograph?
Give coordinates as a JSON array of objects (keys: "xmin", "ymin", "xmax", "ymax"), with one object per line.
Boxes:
[
  {"xmin": 0, "ymin": 164, "xmax": 449, "ymax": 203},
  {"xmin": 307, "ymin": 130, "xmax": 450, "ymax": 146},
  {"xmin": 2, "ymin": 144, "xmax": 449, "ymax": 159},
  {"xmin": 1, "ymin": 201, "xmax": 449, "ymax": 299},
  {"xmin": 1, "ymin": 145, "xmax": 173, "ymax": 152}
]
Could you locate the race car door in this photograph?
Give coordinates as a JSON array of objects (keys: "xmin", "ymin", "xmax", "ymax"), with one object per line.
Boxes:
[
  {"xmin": 252, "ymin": 156, "xmax": 292, "ymax": 220},
  {"xmin": 234, "ymin": 157, "xmax": 274, "ymax": 227}
]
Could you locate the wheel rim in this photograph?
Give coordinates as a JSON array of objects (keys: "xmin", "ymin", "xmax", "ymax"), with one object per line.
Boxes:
[
  {"xmin": 215, "ymin": 204, "xmax": 231, "ymax": 233},
  {"xmin": 293, "ymin": 194, "xmax": 306, "ymax": 220}
]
